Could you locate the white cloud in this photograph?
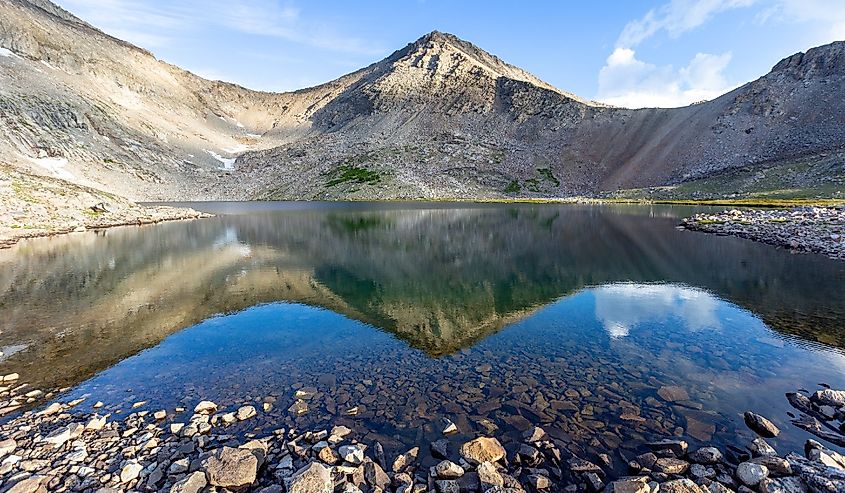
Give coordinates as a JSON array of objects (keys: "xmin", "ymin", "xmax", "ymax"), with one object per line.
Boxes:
[
  {"xmin": 597, "ymin": 47, "xmax": 735, "ymax": 108},
  {"xmin": 598, "ymin": 0, "xmax": 755, "ymax": 108},
  {"xmin": 56, "ymin": 0, "xmax": 382, "ymax": 55},
  {"xmin": 618, "ymin": 0, "xmax": 759, "ymax": 48},
  {"xmin": 756, "ymin": 0, "xmax": 845, "ymax": 46},
  {"xmin": 593, "ymin": 284, "xmax": 722, "ymax": 339}
]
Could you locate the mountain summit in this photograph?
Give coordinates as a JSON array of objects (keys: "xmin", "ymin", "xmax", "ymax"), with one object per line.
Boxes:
[{"xmin": 0, "ymin": 0, "xmax": 843, "ymax": 204}]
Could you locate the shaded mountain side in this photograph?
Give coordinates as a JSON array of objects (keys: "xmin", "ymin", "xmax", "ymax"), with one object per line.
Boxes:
[
  {"xmin": 0, "ymin": 0, "xmax": 842, "ymax": 204},
  {"xmin": 1, "ymin": 206, "xmax": 843, "ymax": 392}
]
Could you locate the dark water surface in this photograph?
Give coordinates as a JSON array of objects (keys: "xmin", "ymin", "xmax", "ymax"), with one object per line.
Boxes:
[{"xmin": 2, "ymin": 202, "xmax": 844, "ymax": 463}]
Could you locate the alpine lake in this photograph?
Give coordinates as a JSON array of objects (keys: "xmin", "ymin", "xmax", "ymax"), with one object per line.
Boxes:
[{"xmin": 2, "ymin": 202, "xmax": 844, "ymax": 472}]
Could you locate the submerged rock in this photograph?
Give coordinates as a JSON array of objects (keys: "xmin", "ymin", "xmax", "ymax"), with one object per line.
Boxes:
[{"xmin": 744, "ymin": 411, "xmax": 780, "ymax": 438}]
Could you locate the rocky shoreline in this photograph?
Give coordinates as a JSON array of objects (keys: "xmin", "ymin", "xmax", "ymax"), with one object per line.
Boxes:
[
  {"xmin": 2, "ymin": 369, "xmax": 845, "ymax": 493},
  {"xmin": 0, "ymin": 206, "xmax": 212, "ymax": 250},
  {"xmin": 680, "ymin": 207, "xmax": 844, "ymax": 260}
]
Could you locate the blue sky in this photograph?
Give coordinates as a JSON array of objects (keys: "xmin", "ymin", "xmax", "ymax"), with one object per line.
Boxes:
[{"xmin": 56, "ymin": 0, "xmax": 845, "ymax": 108}]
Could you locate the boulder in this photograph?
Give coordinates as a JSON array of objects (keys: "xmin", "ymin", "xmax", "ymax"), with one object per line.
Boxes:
[
  {"xmin": 169, "ymin": 472, "xmax": 207, "ymax": 493},
  {"xmin": 460, "ymin": 437, "xmax": 506, "ymax": 464},
  {"xmin": 737, "ymin": 462, "xmax": 769, "ymax": 487},
  {"xmin": 285, "ymin": 462, "xmax": 333, "ymax": 493},
  {"xmin": 203, "ymin": 446, "xmax": 259, "ymax": 489}
]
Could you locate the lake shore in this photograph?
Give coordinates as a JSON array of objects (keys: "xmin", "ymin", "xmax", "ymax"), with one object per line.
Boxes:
[
  {"xmin": 2, "ymin": 370, "xmax": 845, "ymax": 493},
  {"xmin": 0, "ymin": 205, "xmax": 212, "ymax": 249},
  {"xmin": 680, "ymin": 207, "xmax": 845, "ymax": 261}
]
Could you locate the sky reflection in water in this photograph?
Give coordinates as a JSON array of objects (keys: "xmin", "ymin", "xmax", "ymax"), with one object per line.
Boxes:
[{"xmin": 1, "ymin": 203, "xmax": 844, "ymax": 459}]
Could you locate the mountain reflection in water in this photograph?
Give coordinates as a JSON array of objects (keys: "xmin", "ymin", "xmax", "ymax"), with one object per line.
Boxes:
[{"xmin": 0, "ymin": 203, "xmax": 843, "ymax": 395}]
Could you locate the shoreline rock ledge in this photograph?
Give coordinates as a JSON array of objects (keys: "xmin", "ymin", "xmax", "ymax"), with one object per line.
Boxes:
[{"xmin": 680, "ymin": 206, "xmax": 845, "ymax": 261}]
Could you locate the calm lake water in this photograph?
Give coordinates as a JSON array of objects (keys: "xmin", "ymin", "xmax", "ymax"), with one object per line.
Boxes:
[{"xmin": 1, "ymin": 202, "xmax": 844, "ymax": 466}]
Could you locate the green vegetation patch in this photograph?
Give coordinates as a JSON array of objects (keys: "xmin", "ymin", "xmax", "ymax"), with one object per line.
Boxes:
[
  {"xmin": 537, "ymin": 168, "xmax": 560, "ymax": 187},
  {"xmin": 506, "ymin": 168, "xmax": 561, "ymax": 194},
  {"xmin": 324, "ymin": 165, "xmax": 383, "ymax": 188}
]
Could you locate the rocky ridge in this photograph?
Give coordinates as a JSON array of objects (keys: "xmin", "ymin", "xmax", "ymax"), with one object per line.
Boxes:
[{"xmin": 0, "ymin": 0, "xmax": 843, "ymax": 205}]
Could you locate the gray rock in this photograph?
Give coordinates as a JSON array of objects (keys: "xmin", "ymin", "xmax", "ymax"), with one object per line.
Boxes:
[
  {"xmin": 434, "ymin": 460, "xmax": 465, "ymax": 479},
  {"xmin": 744, "ymin": 412, "xmax": 780, "ymax": 438},
  {"xmin": 811, "ymin": 389, "xmax": 845, "ymax": 407},
  {"xmin": 690, "ymin": 447, "xmax": 723, "ymax": 465},
  {"xmin": 611, "ymin": 479, "xmax": 650, "ymax": 493},
  {"xmin": 584, "ymin": 472, "xmax": 604, "ymax": 492},
  {"xmin": 527, "ymin": 473, "xmax": 551, "ymax": 490},
  {"xmin": 392, "ymin": 447, "xmax": 420, "ymax": 472},
  {"xmin": 806, "ymin": 439, "xmax": 845, "ymax": 470},
  {"xmin": 707, "ymin": 482, "xmax": 736, "ymax": 493},
  {"xmin": 658, "ymin": 386, "xmax": 691, "ymax": 402},
  {"xmin": 42, "ymin": 423, "xmax": 84, "ymax": 447},
  {"xmin": 285, "ymin": 462, "xmax": 333, "ymax": 493},
  {"xmin": 203, "ymin": 446, "xmax": 259, "ymax": 489},
  {"xmin": 339, "ymin": 444, "xmax": 365, "ymax": 465},
  {"xmin": 750, "ymin": 456, "xmax": 792, "ymax": 476},
  {"xmin": 477, "ymin": 461, "xmax": 504, "ymax": 490},
  {"xmin": 5, "ymin": 475, "xmax": 47, "ymax": 493},
  {"xmin": 750, "ymin": 438, "xmax": 778, "ymax": 457},
  {"xmin": 0, "ymin": 438, "xmax": 17, "ymax": 458},
  {"xmin": 758, "ymin": 477, "xmax": 807, "ymax": 493},
  {"xmin": 648, "ymin": 439, "xmax": 689, "ymax": 456},
  {"xmin": 661, "ymin": 479, "xmax": 707, "ymax": 493},
  {"xmin": 655, "ymin": 457, "xmax": 690, "ymax": 474},
  {"xmin": 435, "ymin": 479, "xmax": 461, "ymax": 493},
  {"xmin": 786, "ymin": 452, "xmax": 845, "ymax": 493},
  {"xmin": 690, "ymin": 464, "xmax": 716, "ymax": 479},
  {"xmin": 169, "ymin": 472, "xmax": 207, "ymax": 493},
  {"xmin": 363, "ymin": 459, "xmax": 390, "ymax": 490},
  {"xmin": 431, "ymin": 439, "xmax": 449, "ymax": 459},
  {"xmin": 120, "ymin": 461, "xmax": 143, "ymax": 483},
  {"xmin": 736, "ymin": 462, "xmax": 769, "ymax": 487}
]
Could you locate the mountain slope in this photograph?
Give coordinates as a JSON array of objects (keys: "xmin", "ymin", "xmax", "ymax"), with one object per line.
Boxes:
[{"xmin": 0, "ymin": 0, "xmax": 843, "ymax": 204}]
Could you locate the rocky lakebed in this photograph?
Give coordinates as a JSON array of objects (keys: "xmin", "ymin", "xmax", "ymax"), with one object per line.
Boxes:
[{"xmin": 2, "ymin": 368, "xmax": 845, "ymax": 493}]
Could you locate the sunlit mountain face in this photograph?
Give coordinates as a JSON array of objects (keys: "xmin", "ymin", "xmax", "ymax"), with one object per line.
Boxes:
[{"xmin": 1, "ymin": 203, "xmax": 844, "ymax": 457}]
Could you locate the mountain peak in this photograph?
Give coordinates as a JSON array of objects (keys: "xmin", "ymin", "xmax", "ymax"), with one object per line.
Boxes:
[{"xmin": 389, "ymin": 30, "xmax": 574, "ymax": 98}]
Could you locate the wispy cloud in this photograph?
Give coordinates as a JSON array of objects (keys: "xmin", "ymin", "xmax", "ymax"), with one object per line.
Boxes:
[
  {"xmin": 756, "ymin": 0, "xmax": 845, "ymax": 46},
  {"xmin": 598, "ymin": 0, "xmax": 756, "ymax": 108},
  {"xmin": 57, "ymin": 0, "xmax": 382, "ymax": 55},
  {"xmin": 617, "ymin": 0, "xmax": 758, "ymax": 48}
]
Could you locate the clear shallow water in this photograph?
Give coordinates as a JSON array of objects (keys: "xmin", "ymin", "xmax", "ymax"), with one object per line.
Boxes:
[{"xmin": 1, "ymin": 202, "xmax": 845, "ymax": 465}]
